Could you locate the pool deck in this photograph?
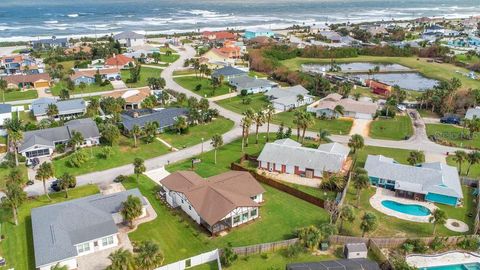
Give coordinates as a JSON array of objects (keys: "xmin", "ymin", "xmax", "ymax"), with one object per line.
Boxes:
[
  {"xmin": 369, "ymin": 188, "xmax": 436, "ymax": 223},
  {"xmin": 407, "ymin": 251, "xmax": 480, "ymax": 268}
]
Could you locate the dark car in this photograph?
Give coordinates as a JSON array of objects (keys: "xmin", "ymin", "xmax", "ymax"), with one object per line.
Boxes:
[
  {"xmin": 50, "ymin": 179, "xmax": 76, "ymax": 192},
  {"xmin": 440, "ymin": 115, "xmax": 460, "ymax": 125}
]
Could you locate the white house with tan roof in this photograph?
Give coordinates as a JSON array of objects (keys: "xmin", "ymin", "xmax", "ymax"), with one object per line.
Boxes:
[
  {"xmin": 103, "ymin": 87, "xmax": 152, "ymax": 110},
  {"xmin": 160, "ymin": 171, "xmax": 265, "ymax": 234},
  {"xmin": 307, "ymin": 93, "xmax": 378, "ymax": 120}
]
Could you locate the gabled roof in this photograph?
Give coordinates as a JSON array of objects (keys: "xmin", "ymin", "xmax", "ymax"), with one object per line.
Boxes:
[
  {"xmin": 3, "ymin": 73, "xmax": 51, "ymax": 85},
  {"xmin": 113, "ymin": 31, "xmax": 145, "ymax": 40},
  {"xmin": 229, "ymin": 75, "xmax": 276, "ymax": 90},
  {"xmin": 257, "ymin": 139, "xmax": 350, "ymax": 173},
  {"xmin": 212, "ymin": 66, "xmax": 247, "ymax": 78},
  {"xmin": 308, "ymin": 94, "xmax": 378, "ymax": 115},
  {"xmin": 364, "ymin": 155, "xmax": 463, "ymax": 198},
  {"xmin": 70, "ymin": 68, "xmax": 120, "ymax": 80},
  {"xmin": 121, "ymin": 108, "xmax": 188, "ymax": 131},
  {"xmin": 265, "ymin": 85, "xmax": 309, "ymax": 99},
  {"xmin": 31, "ymin": 189, "xmax": 146, "ymax": 268},
  {"xmin": 105, "ymin": 88, "xmax": 151, "ymax": 104},
  {"xmin": 161, "ymin": 171, "xmax": 265, "ymax": 226},
  {"xmin": 31, "ymin": 98, "xmax": 86, "ymax": 116},
  {"xmin": 105, "ymin": 54, "xmax": 134, "ymax": 66}
]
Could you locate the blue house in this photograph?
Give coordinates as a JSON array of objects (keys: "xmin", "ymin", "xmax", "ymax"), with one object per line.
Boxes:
[
  {"xmin": 364, "ymin": 155, "xmax": 463, "ymax": 206},
  {"xmin": 31, "ymin": 37, "xmax": 69, "ymax": 50},
  {"xmin": 244, "ymin": 28, "xmax": 275, "ymax": 40}
]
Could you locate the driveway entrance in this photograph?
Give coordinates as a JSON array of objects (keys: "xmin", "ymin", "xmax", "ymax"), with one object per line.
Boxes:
[{"xmin": 349, "ymin": 118, "xmax": 371, "ymax": 137}]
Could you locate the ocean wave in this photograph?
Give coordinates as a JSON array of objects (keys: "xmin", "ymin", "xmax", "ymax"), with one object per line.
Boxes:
[
  {"xmin": 67, "ymin": 14, "xmax": 79, "ymax": 18},
  {"xmin": 44, "ymin": 20, "xmax": 59, "ymax": 24}
]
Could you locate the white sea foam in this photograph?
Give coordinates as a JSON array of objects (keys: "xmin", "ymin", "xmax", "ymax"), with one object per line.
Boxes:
[
  {"xmin": 43, "ymin": 20, "xmax": 59, "ymax": 24},
  {"xmin": 67, "ymin": 14, "xmax": 79, "ymax": 18}
]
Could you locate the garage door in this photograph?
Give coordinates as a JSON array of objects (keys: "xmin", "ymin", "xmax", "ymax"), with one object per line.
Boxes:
[{"xmin": 355, "ymin": 113, "xmax": 373, "ymax": 120}]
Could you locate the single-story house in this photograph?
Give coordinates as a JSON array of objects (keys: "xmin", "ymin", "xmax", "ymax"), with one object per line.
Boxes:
[
  {"xmin": 0, "ymin": 104, "xmax": 12, "ymax": 127},
  {"xmin": 264, "ymin": 85, "xmax": 314, "ymax": 111},
  {"xmin": 3, "ymin": 73, "xmax": 52, "ymax": 89},
  {"xmin": 365, "ymin": 79, "xmax": 392, "ymax": 96},
  {"xmin": 105, "ymin": 54, "xmax": 135, "ymax": 69},
  {"xmin": 31, "ymin": 189, "xmax": 147, "ymax": 270},
  {"xmin": 31, "ymin": 97, "xmax": 86, "ymax": 121},
  {"xmin": 244, "ymin": 28, "xmax": 275, "ymax": 39},
  {"xmin": 364, "ymin": 155, "xmax": 463, "ymax": 206},
  {"xmin": 31, "ymin": 37, "xmax": 69, "ymax": 50},
  {"xmin": 257, "ymin": 138, "xmax": 350, "ymax": 178},
  {"xmin": 202, "ymin": 31, "xmax": 237, "ymax": 42},
  {"xmin": 19, "ymin": 118, "xmax": 100, "ymax": 158},
  {"xmin": 104, "ymin": 88, "xmax": 152, "ymax": 110},
  {"xmin": 121, "ymin": 108, "xmax": 188, "ymax": 133},
  {"xmin": 70, "ymin": 68, "xmax": 121, "ymax": 85},
  {"xmin": 465, "ymin": 107, "xmax": 480, "ymax": 120},
  {"xmin": 202, "ymin": 48, "xmax": 237, "ymax": 67},
  {"xmin": 307, "ymin": 93, "xmax": 378, "ymax": 120},
  {"xmin": 344, "ymin": 243, "xmax": 368, "ymax": 259},
  {"xmin": 160, "ymin": 171, "xmax": 265, "ymax": 234},
  {"xmin": 229, "ymin": 75, "xmax": 278, "ymax": 94},
  {"xmin": 286, "ymin": 258, "xmax": 380, "ymax": 270},
  {"xmin": 211, "ymin": 66, "xmax": 247, "ymax": 80},
  {"xmin": 113, "ymin": 31, "xmax": 146, "ymax": 48}
]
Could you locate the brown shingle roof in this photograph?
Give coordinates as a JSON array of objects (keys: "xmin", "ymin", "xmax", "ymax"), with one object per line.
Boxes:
[
  {"xmin": 161, "ymin": 171, "xmax": 265, "ymax": 226},
  {"xmin": 70, "ymin": 68, "xmax": 121, "ymax": 80},
  {"xmin": 3, "ymin": 73, "xmax": 51, "ymax": 84}
]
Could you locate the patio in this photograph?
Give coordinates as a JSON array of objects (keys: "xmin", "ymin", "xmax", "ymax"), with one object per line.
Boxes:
[
  {"xmin": 407, "ymin": 251, "xmax": 480, "ymax": 268},
  {"xmin": 257, "ymin": 169, "xmax": 321, "ymax": 188}
]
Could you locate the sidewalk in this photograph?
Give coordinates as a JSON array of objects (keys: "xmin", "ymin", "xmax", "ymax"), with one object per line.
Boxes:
[{"xmin": 208, "ymin": 92, "xmax": 237, "ymax": 102}]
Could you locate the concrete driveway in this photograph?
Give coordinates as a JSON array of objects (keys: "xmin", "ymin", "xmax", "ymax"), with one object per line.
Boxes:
[
  {"xmin": 349, "ymin": 118, "xmax": 371, "ymax": 137},
  {"xmin": 111, "ymin": 80, "xmax": 127, "ymax": 90}
]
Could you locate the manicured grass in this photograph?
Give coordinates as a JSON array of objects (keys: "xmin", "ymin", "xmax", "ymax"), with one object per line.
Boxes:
[
  {"xmin": 0, "ymin": 185, "xmax": 99, "ymax": 270},
  {"xmin": 272, "ymin": 111, "xmax": 353, "ymax": 135},
  {"xmin": 355, "ymin": 145, "xmax": 412, "ymax": 168},
  {"xmin": 126, "ymin": 174, "xmax": 330, "ymax": 264},
  {"xmin": 248, "ymin": 70, "xmax": 268, "ymax": 78},
  {"xmin": 281, "ymin": 56, "xmax": 480, "ymax": 91},
  {"xmin": 216, "ymin": 94, "xmax": 271, "ymax": 114},
  {"xmin": 0, "ymin": 164, "xmax": 28, "ymax": 191},
  {"xmin": 159, "ymin": 53, "xmax": 180, "ymax": 63},
  {"xmin": 16, "ymin": 110, "xmax": 36, "ymax": 124},
  {"xmin": 160, "ymin": 47, "xmax": 177, "ymax": 53},
  {"xmin": 189, "ymin": 261, "xmax": 219, "ymax": 270},
  {"xmin": 121, "ymin": 66, "xmax": 163, "ymax": 88},
  {"xmin": 52, "ymin": 136, "xmax": 170, "ymax": 176},
  {"xmin": 447, "ymin": 156, "xmax": 480, "ymax": 179},
  {"xmin": 173, "ymin": 69, "xmax": 196, "ymax": 76},
  {"xmin": 159, "ymin": 118, "xmax": 234, "ymax": 149},
  {"xmin": 426, "ymin": 123, "xmax": 479, "ymax": 149},
  {"xmin": 279, "ymin": 180, "xmax": 337, "ymax": 201},
  {"xmin": 51, "ymin": 80, "xmax": 113, "ymax": 96},
  {"xmin": 369, "ymin": 115, "xmax": 413, "ymax": 140},
  {"xmin": 174, "ymin": 76, "xmax": 232, "ymax": 98},
  {"xmin": 3, "ymin": 90, "xmax": 38, "ymax": 102},
  {"xmin": 418, "ymin": 109, "xmax": 440, "ymax": 118}
]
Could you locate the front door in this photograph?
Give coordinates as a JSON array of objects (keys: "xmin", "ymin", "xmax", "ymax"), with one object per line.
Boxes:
[{"xmin": 305, "ymin": 169, "xmax": 314, "ymax": 178}]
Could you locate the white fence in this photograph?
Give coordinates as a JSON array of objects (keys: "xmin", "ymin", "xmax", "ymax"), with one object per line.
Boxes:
[{"xmin": 155, "ymin": 249, "xmax": 221, "ymax": 270}]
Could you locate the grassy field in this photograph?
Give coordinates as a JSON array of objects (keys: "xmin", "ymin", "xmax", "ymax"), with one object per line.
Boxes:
[
  {"xmin": 173, "ymin": 69, "xmax": 196, "ymax": 76},
  {"xmin": 159, "ymin": 118, "xmax": 234, "ymax": 149},
  {"xmin": 3, "ymin": 90, "xmax": 38, "ymax": 102},
  {"xmin": 426, "ymin": 123, "xmax": 480, "ymax": 149},
  {"xmin": 159, "ymin": 53, "xmax": 180, "ymax": 63},
  {"xmin": 216, "ymin": 94, "xmax": 271, "ymax": 114},
  {"xmin": 126, "ymin": 174, "xmax": 330, "ymax": 264},
  {"xmin": 281, "ymin": 56, "xmax": 480, "ymax": 91},
  {"xmin": 0, "ymin": 164, "xmax": 28, "ymax": 191},
  {"xmin": 447, "ymin": 156, "xmax": 480, "ymax": 179},
  {"xmin": 51, "ymin": 81, "xmax": 113, "ymax": 96},
  {"xmin": 248, "ymin": 70, "xmax": 269, "ymax": 78},
  {"xmin": 174, "ymin": 76, "xmax": 232, "ymax": 98},
  {"xmin": 369, "ymin": 115, "xmax": 413, "ymax": 140},
  {"xmin": 52, "ymin": 136, "xmax": 170, "ymax": 176},
  {"xmin": 355, "ymin": 145, "xmax": 412, "ymax": 168},
  {"xmin": 272, "ymin": 111, "xmax": 353, "ymax": 135},
  {"xmin": 121, "ymin": 66, "xmax": 163, "ymax": 88},
  {"xmin": 418, "ymin": 109, "xmax": 440, "ymax": 118},
  {"xmin": 0, "ymin": 185, "xmax": 99, "ymax": 270}
]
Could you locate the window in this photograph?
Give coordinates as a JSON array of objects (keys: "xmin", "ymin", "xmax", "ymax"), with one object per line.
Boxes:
[
  {"xmin": 181, "ymin": 199, "xmax": 184, "ymax": 203},
  {"xmin": 233, "ymin": 215, "xmax": 240, "ymax": 223},
  {"xmin": 77, "ymin": 242, "xmax": 90, "ymax": 254},
  {"xmin": 251, "ymin": 195, "xmax": 257, "ymax": 200},
  {"xmin": 188, "ymin": 205, "xmax": 192, "ymax": 210},
  {"xmin": 185, "ymin": 259, "xmax": 191, "ymax": 267},
  {"xmin": 250, "ymin": 209, "xmax": 257, "ymax": 217},
  {"xmin": 242, "ymin": 212, "xmax": 249, "ymax": 221},
  {"xmin": 102, "ymin": 236, "xmax": 114, "ymax": 246}
]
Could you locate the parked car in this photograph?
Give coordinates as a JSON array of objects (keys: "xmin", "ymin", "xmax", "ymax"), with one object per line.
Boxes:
[
  {"xmin": 50, "ymin": 179, "xmax": 76, "ymax": 192},
  {"xmin": 440, "ymin": 115, "xmax": 460, "ymax": 125},
  {"xmin": 26, "ymin": 157, "xmax": 40, "ymax": 167}
]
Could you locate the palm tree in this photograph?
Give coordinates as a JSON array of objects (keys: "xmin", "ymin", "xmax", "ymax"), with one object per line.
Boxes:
[
  {"xmin": 131, "ymin": 125, "xmax": 142, "ymax": 148},
  {"xmin": 173, "ymin": 117, "xmax": 188, "ymax": 134},
  {"xmin": 333, "ymin": 105, "xmax": 345, "ymax": 117},
  {"xmin": 360, "ymin": 212, "xmax": 378, "ymax": 237},
  {"xmin": 293, "ymin": 110, "xmax": 304, "ymax": 140},
  {"xmin": 68, "ymin": 130, "xmax": 84, "ymax": 152},
  {"xmin": 121, "ymin": 195, "xmax": 143, "ymax": 228},
  {"xmin": 79, "ymin": 82, "xmax": 87, "ymax": 95},
  {"xmin": 135, "ymin": 240, "xmax": 164, "ymax": 270},
  {"xmin": 338, "ymin": 204, "xmax": 355, "ymax": 233},
  {"xmin": 35, "ymin": 162, "xmax": 55, "ymax": 200},
  {"xmin": 253, "ymin": 110, "xmax": 265, "ymax": 144},
  {"xmin": 429, "ymin": 209, "xmax": 447, "ymax": 235},
  {"xmin": 46, "ymin": 104, "xmax": 59, "ymax": 120},
  {"xmin": 348, "ymin": 134, "xmax": 365, "ymax": 166},
  {"xmin": 133, "ymin": 158, "xmax": 146, "ymax": 183},
  {"xmin": 58, "ymin": 172, "xmax": 76, "ymax": 198},
  {"xmin": 407, "ymin": 150, "xmax": 425, "ymax": 166},
  {"xmin": 453, "ymin": 150, "xmax": 468, "ymax": 175},
  {"xmin": 466, "ymin": 151, "xmax": 480, "ymax": 176},
  {"xmin": 87, "ymin": 98, "xmax": 100, "ymax": 115},
  {"xmin": 297, "ymin": 226, "xmax": 322, "ymax": 251},
  {"xmin": 318, "ymin": 128, "xmax": 332, "ymax": 144},
  {"xmin": 353, "ymin": 168, "xmax": 369, "ymax": 207},
  {"xmin": 240, "ymin": 116, "xmax": 252, "ymax": 152},
  {"xmin": 211, "ymin": 134, "xmax": 223, "ymax": 164},
  {"xmin": 0, "ymin": 78, "xmax": 7, "ymax": 104},
  {"xmin": 264, "ymin": 104, "xmax": 275, "ymax": 142},
  {"xmin": 144, "ymin": 121, "xmax": 159, "ymax": 143},
  {"xmin": 4, "ymin": 118, "xmax": 23, "ymax": 166},
  {"xmin": 107, "ymin": 248, "xmax": 136, "ymax": 270},
  {"xmin": 300, "ymin": 111, "xmax": 314, "ymax": 143},
  {"xmin": 4, "ymin": 181, "xmax": 26, "ymax": 226}
]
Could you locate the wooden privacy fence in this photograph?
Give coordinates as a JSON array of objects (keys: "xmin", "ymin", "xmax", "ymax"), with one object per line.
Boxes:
[
  {"xmin": 329, "ymin": 235, "xmax": 465, "ymax": 249},
  {"xmin": 231, "ymin": 238, "xmax": 299, "ymax": 256},
  {"xmin": 230, "ymin": 163, "xmax": 325, "ymax": 208}
]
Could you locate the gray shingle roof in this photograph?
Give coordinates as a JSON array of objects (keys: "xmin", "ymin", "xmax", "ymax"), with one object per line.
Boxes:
[
  {"xmin": 364, "ymin": 155, "xmax": 463, "ymax": 198},
  {"xmin": 31, "ymin": 189, "xmax": 146, "ymax": 268},
  {"xmin": 113, "ymin": 31, "xmax": 145, "ymax": 40},
  {"xmin": 287, "ymin": 258, "xmax": 380, "ymax": 270},
  {"xmin": 212, "ymin": 66, "xmax": 247, "ymax": 78},
  {"xmin": 121, "ymin": 108, "xmax": 188, "ymax": 131},
  {"xmin": 345, "ymin": 243, "xmax": 368, "ymax": 253},
  {"xmin": 257, "ymin": 139, "xmax": 349, "ymax": 173},
  {"xmin": 31, "ymin": 98, "xmax": 86, "ymax": 117},
  {"xmin": 229, "ymin": 75, "xmax": 276, "ymax": 90},
  {"xmin": 0, "ymin": 104, "xmax": 11, "ymax": 114},
  {"xmin": 266, "ymin": 85, "xmax": 313, "ymax": 107}
]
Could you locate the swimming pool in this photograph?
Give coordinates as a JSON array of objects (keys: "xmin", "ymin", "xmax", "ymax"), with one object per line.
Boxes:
[
  {"xmin": 421, "ymin": 263, "xmax": 480, "ymax": 270},
  {"xmin": 381, "ymin": 200, "xmax": 431, "ymax": 216}
]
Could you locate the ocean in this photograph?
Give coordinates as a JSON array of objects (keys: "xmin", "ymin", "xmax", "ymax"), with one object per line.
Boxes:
[{"xmin": 0, "ymin": 0, "xmax": 479, "ymax": 41}]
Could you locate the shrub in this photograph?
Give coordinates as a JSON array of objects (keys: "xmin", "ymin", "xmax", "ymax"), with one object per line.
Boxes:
[
  {"xmin": 113, "ymin": 175, "xmax": 128, "ymax": 183},
  {"xmin": 55, "ymin": 144, "xmax": 66, "ymax": 153},
  {"xmin": 458, "ymin": 236, "xmax": 479, "ymax": 251},
  {"xmin": 285, "ymin": 243, "xmax": 304, "ymax": 258},
  {"xmin": 429, "ymin": 237, "xmax": 446, "ymax": 251},
  {"xmin": 68, "ymin": 150, "xmax": 90, "ymax": 167},
  {"xmin": 403, "ymin": 239, "xmax": 428, "ymax": 254},
  {"xmin": 221, "ymin": 243, "xmax": 238, "ymax": 267}
]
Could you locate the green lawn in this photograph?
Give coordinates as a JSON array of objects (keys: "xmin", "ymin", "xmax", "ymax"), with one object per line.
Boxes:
[
  {"xmin": 174, "ymin": 76, "xmax": 232, "ymax": 98},
  {"xmin": 369, "ymin": 115, "xmax": 413, "ymax": 140},
  {"xmin": 52, "ymin": 136, "xmax": 170, "ymax": 176},
  {"xmin": 159, "ymin": 118, "xmax": 234, "ymax": 149},
  {"xmin": 121, "ymin": 66, "xmax": 163, "ymax": 88},
  {"xmin": 426, "ymin": 123, "xmax": 479, "ymax": 149},
  {"xmin": 159, "ymin": 53, "xmax": 180, "ymax": 63},
  {"xmin": 51, "ymin": 80, "xmax": 113, "ymax": 96},
  {"xmin": 281, "ymin": 56, "xmax": 480, "ymax": 91},
  {"xmin": 160, "ymin": 47, "xmax": 177, "ymax": 54},
  {"xmin": 3, "ymin": 90, "xmax": 38, "ymax": 102},
  {"xmin": 248, "ymin": 70, "xmax": 269, "ymax": 78},
  {"xmin": 279, "ymin": 180, "xmax": 337, "ymax": 201},
  {"xmin": 0, "ymin": 185, "xmax": 99, "ymax": 270},
  {"xmin": 354, "ymin": 145, "xmax": 412, "ymax": 168},
  {"xmin": 418, "ymin": 109, "xmax": 440, "ymax": 118},
  {"xmin": 173, "ymin": 69, "xmax": 196, "ymax": 76},
  {"xmin": 125, "ymin": 174, "xmax": 330, "ymax": 264},
  {"xmin": 447, "ymin": 156, "xmax": 480, "ymax": 179},
  {"xmin": 272, "ymin": 111, "xmax": 353, "ymax": 135},
  {"xmin": 216, "ymin": 94, "xmax": 271, "ymax": 114},
  {"xmin": 16, "ymin": 110, "xmax": 36, "ymax": 124},
  {"xmin": 0, "ymin": 164, "xmax": 28, "ymax": 191}
]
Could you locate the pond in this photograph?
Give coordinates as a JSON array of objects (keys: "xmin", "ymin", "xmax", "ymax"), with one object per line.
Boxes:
[
  {"xmin": 352, "ymin": 73, "xmax": 439, "ymax": 91},
  {"xmin": 302, "ymin": 62, "xmax": 412, "ymax": 73}
]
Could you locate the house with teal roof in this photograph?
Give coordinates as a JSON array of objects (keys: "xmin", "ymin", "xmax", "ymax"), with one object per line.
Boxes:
[
  {"xmin": 244, "ymin": 28, "xmax": 275, "ymax": 40},
  {"xmin": 364, "ymin": 155, "xmax": 463, "ymax": 206}
]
